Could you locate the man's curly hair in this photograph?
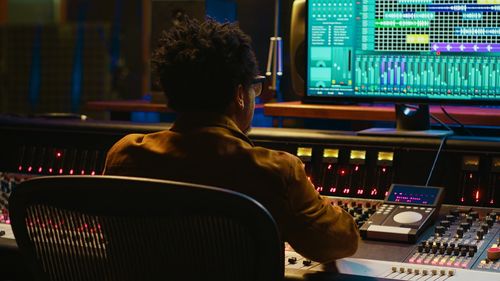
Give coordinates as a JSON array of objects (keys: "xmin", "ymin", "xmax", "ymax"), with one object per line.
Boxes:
[{"xmin": 152, "ymin": 18, "xmax": 259, "ymax": 113}]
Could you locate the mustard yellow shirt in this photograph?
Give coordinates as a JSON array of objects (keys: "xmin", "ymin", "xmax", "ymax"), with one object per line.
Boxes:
[{"xmin": 104, "ymin": 113, "xmax": 359, "ymax": 262}]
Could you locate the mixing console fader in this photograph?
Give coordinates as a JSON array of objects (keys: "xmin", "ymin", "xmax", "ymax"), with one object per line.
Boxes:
[{"xmin": 406, "ymin": 208, "xmax": 500, "ymax": 271}]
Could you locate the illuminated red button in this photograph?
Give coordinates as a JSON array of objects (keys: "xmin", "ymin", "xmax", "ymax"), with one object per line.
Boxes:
[{"xmin": 487, "ymin": 247, "xmax": 500, "ymax": 261}]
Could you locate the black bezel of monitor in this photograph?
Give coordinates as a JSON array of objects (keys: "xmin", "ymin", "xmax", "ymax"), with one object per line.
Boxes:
[
  {"xmin": 384, "ymin": 184, "xmax": 444, "ymax": 207},
  {"xmin": 303, "ymin": 0, "xmax": 500, "ymax": 106}
]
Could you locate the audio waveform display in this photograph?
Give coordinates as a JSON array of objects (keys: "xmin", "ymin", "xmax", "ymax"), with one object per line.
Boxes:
[{"xmin": 355, "ymin": 55, "xmax": 499, "ymax": 97}]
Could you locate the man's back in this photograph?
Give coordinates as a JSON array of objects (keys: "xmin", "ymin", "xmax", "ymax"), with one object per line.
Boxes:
[{"xmin": 105, "ymin": 114, "xmax": 360, "ymax": 263}]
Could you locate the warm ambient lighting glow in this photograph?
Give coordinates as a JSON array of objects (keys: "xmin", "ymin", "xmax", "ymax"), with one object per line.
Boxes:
[
  {"xmin": 463, "ymin": 156, "xmax": 479, "ymax": 167},
  {"xmin": 378, "ymin": 152, "xmax": 394, "ymax": 162},
  {"xmin": 350, "ymin": 150, "xmax": 366, "ymax": 160},
  {"xmin": 297, "ymin": 147, "xmax": 313, "ymax": 157},
  {"xmin": 323, "ymin": 149, "xmax": 339, "ymax": 158},
  {"xmin": 493, "ymin": 158, "xmax": 500, "ymax": 168}
]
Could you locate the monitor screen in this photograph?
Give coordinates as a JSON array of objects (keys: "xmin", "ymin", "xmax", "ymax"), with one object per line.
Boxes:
[
  {"xmin": 305, "ymin": 0, "xmax": 500, "ymax": 104},
  {"xmin": 386, "ymin": 184, "xmax": 442, "ymax": 206}
]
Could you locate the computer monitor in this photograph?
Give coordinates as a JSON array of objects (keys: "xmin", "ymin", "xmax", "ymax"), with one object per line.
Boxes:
[{"xmin": 303, "ymin": 0, "xmax": 500, "ymax": 135}]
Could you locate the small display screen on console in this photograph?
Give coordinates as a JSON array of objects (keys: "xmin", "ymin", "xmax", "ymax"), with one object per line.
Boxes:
[{"xmin": 386, "ymin": 185, "xmax": 441, "ymax": 206}]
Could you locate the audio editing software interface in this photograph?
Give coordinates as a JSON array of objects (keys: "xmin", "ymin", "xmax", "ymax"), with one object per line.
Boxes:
[{"xmin": 307, "ymin": 0, "xmax": 500, "ymax": 100}]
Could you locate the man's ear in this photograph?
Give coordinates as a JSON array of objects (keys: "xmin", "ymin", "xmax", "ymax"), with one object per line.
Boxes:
[{"xmin": 235, "ymin": 84, "xmax": 245, "ymax": 110}]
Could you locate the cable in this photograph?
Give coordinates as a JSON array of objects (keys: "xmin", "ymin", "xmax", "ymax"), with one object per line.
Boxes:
[
  {"xmin": 440, "ymin": 105, "xmax": 474, "ymax": 136},
  {"xmin": 425, "ymin": 136, "xmax": 448, "ymax": 186},
  {"xmin": 429, "ymin": 114, "xmax": 454, "ymax": 133}
]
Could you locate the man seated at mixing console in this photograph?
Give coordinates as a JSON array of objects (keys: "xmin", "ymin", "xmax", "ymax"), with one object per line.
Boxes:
[{"xmin": 103, "ymin": 17, "xmax": 359, "ymax": 263}]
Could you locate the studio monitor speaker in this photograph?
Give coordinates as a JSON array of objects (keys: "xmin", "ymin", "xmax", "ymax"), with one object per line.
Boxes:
[{"xmin": 290, "ymin": 0, "xmax": 306, "ymax": 97}]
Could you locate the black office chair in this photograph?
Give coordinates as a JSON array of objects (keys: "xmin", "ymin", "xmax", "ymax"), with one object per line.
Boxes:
[{"xmin": 9, "ymin": 176, "xmax": 283, "ymax": 281}]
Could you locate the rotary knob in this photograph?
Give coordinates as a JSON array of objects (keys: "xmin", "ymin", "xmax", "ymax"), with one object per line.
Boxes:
[
  {"xmin": 446, "ymin": 247, "xmax": 453, "ymax": 255},
  {"xmin": 440, "ymin": 220, "xmax": 451, "ymax": 228},
  {"xmin": 468, "ymin": 249, "xmax": 475, "ymax": 257},
  {"xmin": 460, "ymin": 222, "xmax": 470, "ymax": 231},
  {"xmin": 439, "ymin": 245, "xmax": 446, "ymax": 255},
  {"xmin": 489, "ymin": 212, "xmax": 497, "ymax": 220},
  {"xmin": 486, "ymin": 217, "xmax": 495, "ymax": 227},
  {"xmin": 476, "ymin": 229, "xmax": 484, "ymax": 240},
  {"xmin": 469, "ymin": 245, "xmax": 478, "ymax": 252},
  {"xmin": 445, "ymin": 214, "xmax": 456, "ymax": 222},
  {"xmin": 432, "ymin": 244, "xmax": 438, "ymax": 254},
  {"xmin": 466, "ymin": 216, "xmax": 474, "ymax": 224},
  {"xmin": 349, "ymin": 209, "xmax": 356, "ymax": 216},
  {"xmin": 487, "ymin": 247, "xmax": 500, "ymax": 261},
  {"xmin": 460, "ymin": 247, "xmax": 468, "ymax": 256},
  {"xmin": 469, "ymin": 211, "xmax": 479, "ymax": 219},
  {"xmin": 435, "ymin": 226, "xmax": 446, "ymax": 235}
]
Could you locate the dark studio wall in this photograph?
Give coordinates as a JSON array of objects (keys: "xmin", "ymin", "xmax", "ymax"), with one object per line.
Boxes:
[
  {"xmin": 66, "ymin": 0, "xmax": 146, "ymax": 100},
  {"xmin": 0, "ymin": 0, "xmax": 299, "ymax": 117}
]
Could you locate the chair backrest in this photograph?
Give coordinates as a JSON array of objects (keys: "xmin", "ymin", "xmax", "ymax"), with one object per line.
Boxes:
[{"xmin": 9, "ymin": 176, "xmax": 284, "ymax": 281}]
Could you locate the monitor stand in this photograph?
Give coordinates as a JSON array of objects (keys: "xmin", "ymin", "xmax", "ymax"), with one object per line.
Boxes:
[{"xmin": 358, "ymin": 104, "xmax": 453, "ymax": 137}]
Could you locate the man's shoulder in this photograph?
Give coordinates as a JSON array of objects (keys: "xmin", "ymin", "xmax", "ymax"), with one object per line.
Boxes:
[
  {"xmin": 108, "ymin": 133, "xmax": 143, "ymax": 153},
  {"xmin": 247, "ymin": 146, "xmax": 303, "ymax": 169},
  {"xmin": 107, "ymin": 130, "xmax": 173, "ymax": 159}
]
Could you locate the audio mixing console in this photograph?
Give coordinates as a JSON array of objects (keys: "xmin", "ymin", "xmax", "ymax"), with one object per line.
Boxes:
[
  {"xmin": 284, "ymin": 205, "xmax": 499, "ymax": 281},
  {"xmin": 1, "ymin": 117, "xmax": 500, "ymax": 280}
]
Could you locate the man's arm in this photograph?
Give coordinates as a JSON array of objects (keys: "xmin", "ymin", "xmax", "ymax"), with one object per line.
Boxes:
[{"xmin": 283, "ymin": 155, "xmax": 360, "ymax": 263}]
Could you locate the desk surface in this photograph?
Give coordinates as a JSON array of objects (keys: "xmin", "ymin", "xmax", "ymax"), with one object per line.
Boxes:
[
  {"xmin": 86, "ymin": 100, "xmax": 171, "ymax": 112},
  {"xmin": 87, "ymin": 100, "xmax": 500, "ymax": 126},
  {"xmin": 264, "ymin": 101, "xmax": 500, "ymax": 126},
  {"xmin": 86, "ymin": 100, "xmax": 265, "ymax": 112}
]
